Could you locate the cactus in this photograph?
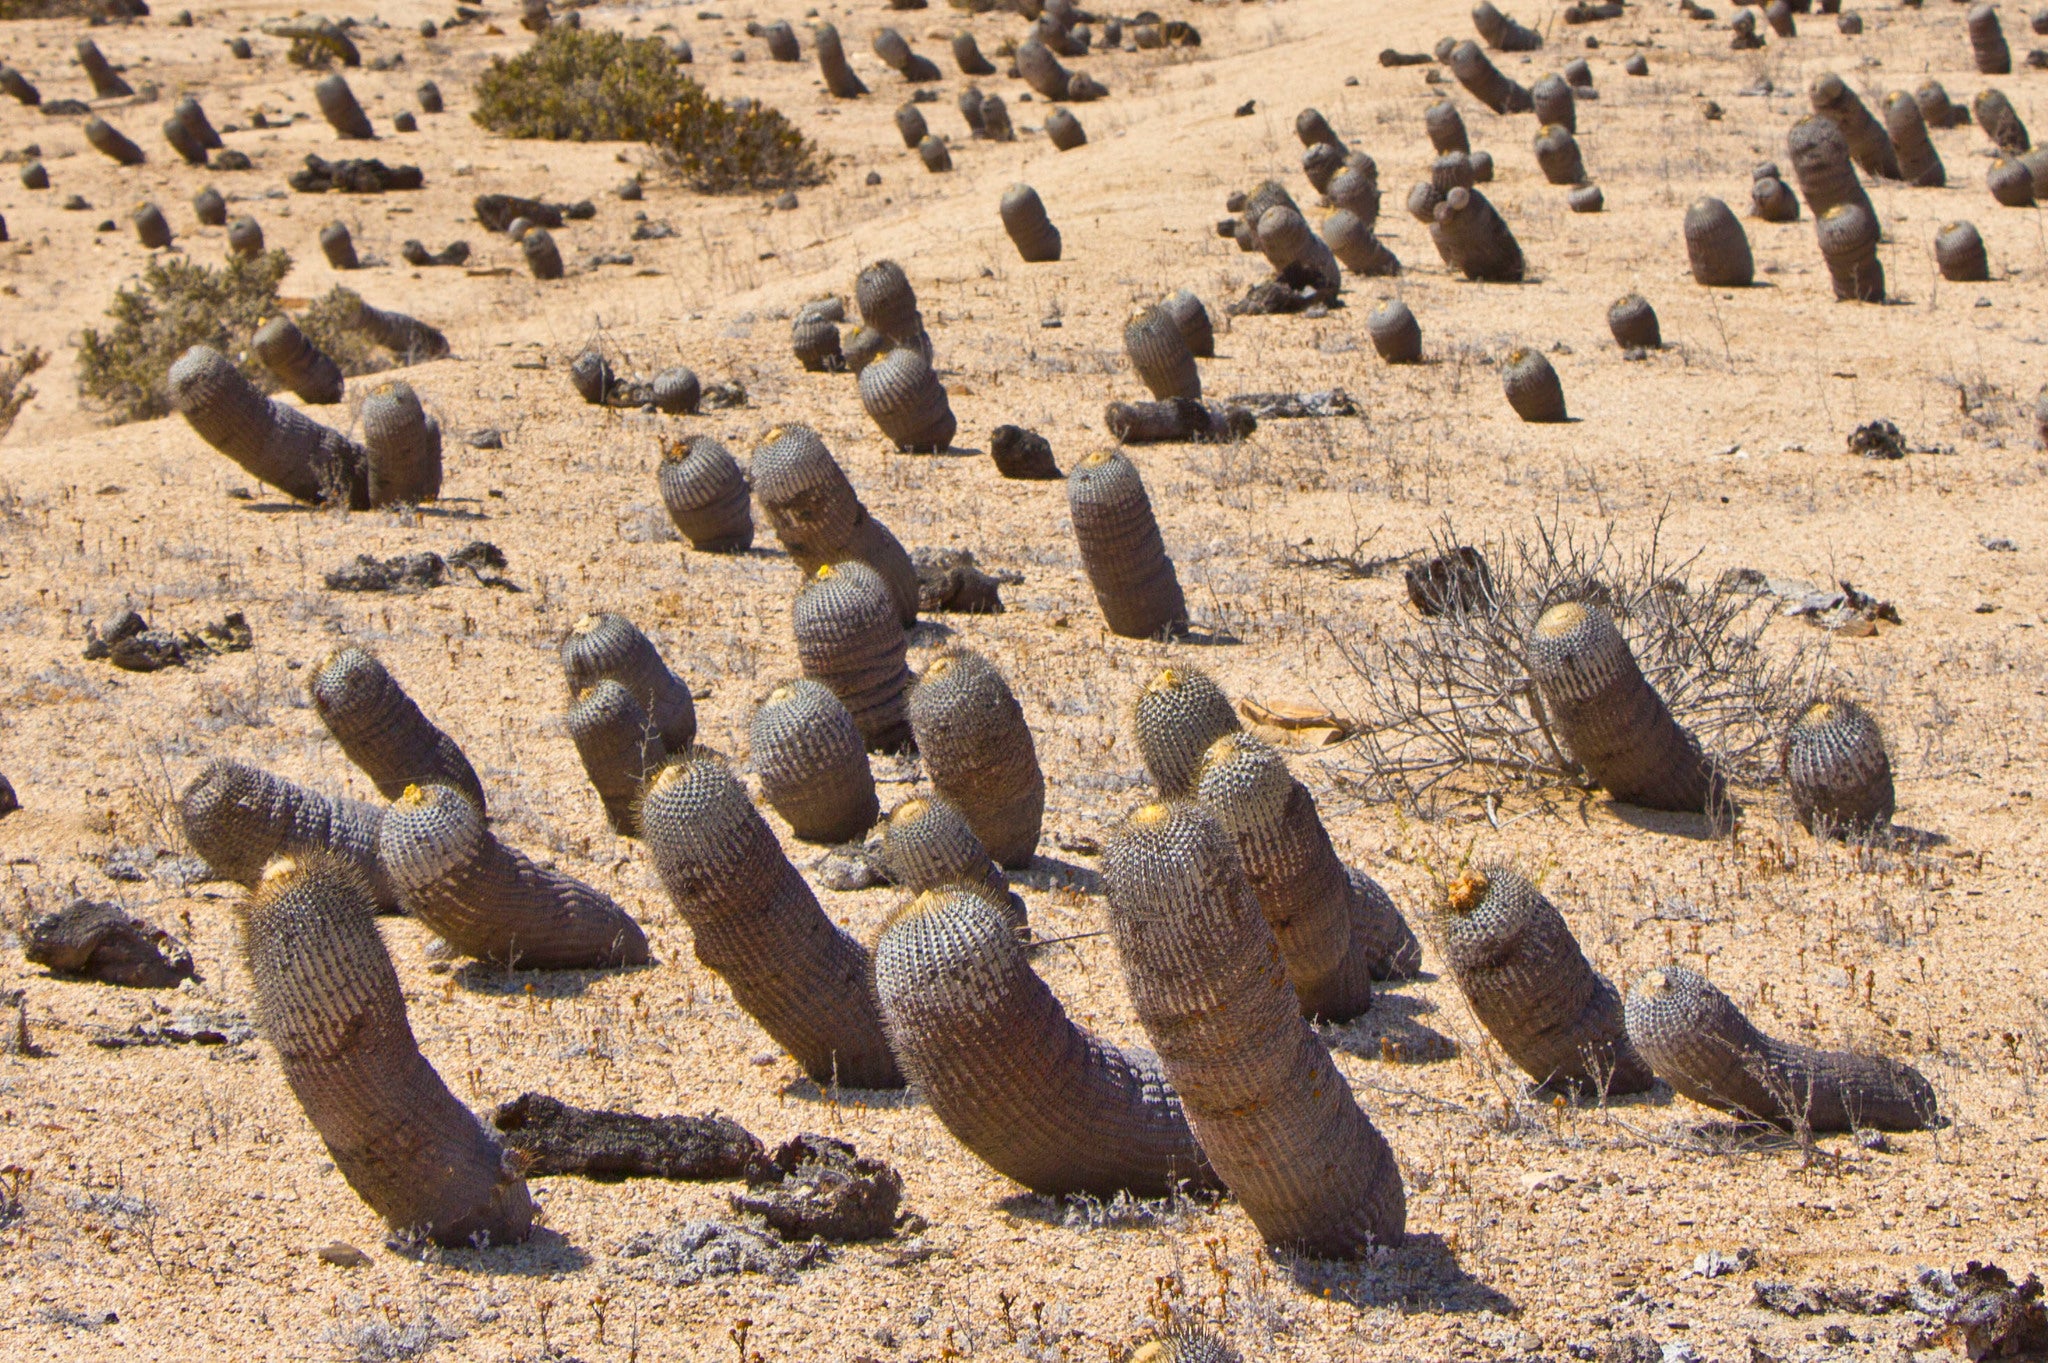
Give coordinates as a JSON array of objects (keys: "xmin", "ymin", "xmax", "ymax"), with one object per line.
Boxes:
[
  {"xmin": 982, "ymin": 93, "xmax": 1016, "ymax": 142},
  {"xmin": 418, "ymin": 81, "xmax": 444, "ymax": 113},
  {"xmin": 1472, "ymin": 0, "xmax": 1542, "ymax": 50},
  {"xmin": 1430, "ymin": 153, "xmax": 1478, "ymax": 196},
  {"xmin": 1302, "ymin": 142, "xmax": 1344, "ymax": 194},
  {"xmin": 1196, "ymin": 732, "xmax": 1420, "ymax": 1012},
  {"xmin": 1501, "ymin": 347, "xmax": 1566, "ymax": 422},
  {"xmin": 133, "ymin": 202, "xmax": 173, "ymax": 250},
  {"xmin": 386, "ymin": 782, "xmax": 649, "ymax": 967},
  {"xmin": 1367, "ymin": 298, "xmax": 1423, "ymax": 363},
  {"xmin": 1533, "ymin": 124, "xmax": 1586, "ymax": 185},
  {"xmin": 1571, "ymin": 179, "xmax": 1602, "ymax": 210},
  {"xmin": 1530, "ymin": 74, "xmax": 1575, "ymax": 132},
  {"xmin": 1294, "ymin": 106, "xmax": 1340, "ymax": 148},
  {"xmin": 227, "ymin": 217, "xmax": 265, "ymax": 259},
  {"xmin": 906, "ymin": 649, "xmax": 1044, "ymax": 869},
  {"xmin": 1132, "ymin": 665, "xmax": 1239, "ymax": 798},
  {"xmin": 1124, "ymin": 305, "xmax": 1200, "ymax": 402},
  {"xmin": 1781, "ymin": 697, "xmax": 1894, "ymax": 835},
  {"xmin": 1683, "ymin": 197, "xmax": 1754, "ymax": 287},
  {"xmin": 1016, "ymin": 37, "xmax": 1072, "ymax": 98},
  {"xmin": 522, "ymin": 227, "xmax": 565, "ymax": 280},
  {"xmin": 1564, "ymin": 56, "xmax": 1593, "ymax": 86},
  {"xmin": 360, "ymin": 380, "xmax": 444, "ymax": 506},
  {"xmin": 1161, "ymin": 289, "xmax": 1214, "ymax": 358},
  {"xmin": 163, "ymin": 116, "xmax": 207, "ymax": 166},
  {"xmin": 1750, "ymin": 174, "xmax": 1801, "ymax": 222},
  {"xmin": 0, "ymin": 65, "xmax": 39, "ymax": 105},
  {"xmin": 1526, "ymin": 601, "xmax": 1725, "ymax": 814},
  {"xmin": 875, "ymin": 888, "xmax": 1214, "ymax": 1195},
  {"xmin": 1765, "ymin": 0, "xmax": 1796, "ymax": 36},
  {"xmin": 953, "ymin": 31, "xmax": 996, "ymax": 75},
  {"xmin": 791, "ymin": 306, "xmax": 843, "ymax": 372},
  {"xmin": 194, "ymin": 186, "xmax": 228, "ymax": 227},
  {"xmin": 1425, "ymin": 100, "xmax": 1470, "ymax": 154},
  {"xmin": 1915, "ymin": 79, "xmax": 1964, "ymax": 130},
  {"xmin": 84, "ymin": 117, "xmax": 145, "ymax": 167},
  {"xmin": 858, "ymin": 346, "xmax": 956, "ymax": 452},
  {"xmin": 872, "ymin": 26, "xmax": 940, "ymax": 80},
  {"xmin": 252, "ymin": 315, "xmax": 343, "ymax": 405},
  {"xmin": 1817, "ymin": 202, "xmax": 1885, "ymax": 299},
  {"xmin": 1624, "ymin": 965, "xmax": 1936, "ymax": 1131},
  {"xmin": 814, "ymin": 22, "xmax": 868, "ymax": 97},
  {"xmin": 179, "ymin": 759, "xmax": 398, "ymax": 910},
  {"xmin": 917, "ymin": 134, "xmax": 952, "ymax": 173},
  {"xmin": 167, "ymin": 345, "xmax": 367, "ymax": 508},
  {"xmin": 749, "ymin": 678, "xmax": 879, "ymax": 843},
  {"xmin": 1000, "ymin": 183, "xmax": 1061, "ymax": 262},
  {"xmin": 1127, "ymin": 1329, "xmax": 1242, "ymax": 1363},
  {"xmin": 1430, "ymin": 187, "xmax": 1524, "ymax": 282},
  {"xmin": 793, "ymin": 562, "xmax": 913, "ymax": 751},
  {"xmin": 76, "ymin": 38, "xmax": 133, "ymax": 99},
  {"xmin": 320, "ymin": 221, "xmax": 360, "ymax": 269},
  {"xmin": 1970, "ymin": 2, "xmax": 2013, "ymax": 73},
  {"xmin": 1882, "ymin": 91, "xmax": 1945, "ymax": 186},
  {"xmin": 240, "ymin": 855, "xmax": 534, "ymax": 1246},
  {"xmin": 762, "ymin": 19, "xmax": 800, "ymax": 60},
  {"xmin": 1607, "ymin": 293, "xmax": 1661, "ymax": 350},
  {"xmin": 990, "ymin": 424, "xmax": 1060, "ymax": 479},
  {"xmin": 1326, "ymin": 155, "xmax": 1379, "ymax": 224},
  {"xmin": 1974, "ymin": 87, "xmax": 2030, "ymax": 154},
  {"xmin": 1990, "ymin": 155, "xmax": 2036, "ymax": 206},
  {"xmin": 1254, "ymin": 206, "xmax": 1342, "ymax": 299},
  {"xmin": 1935, "ymin": 220, "xmax": 1990, "ymax": 281},
  {"xmin": 1448, "ymin": 40, "xmax": 1531, "ymax": 115},
  {"xmin": 749, "ymin": 423, "xmax": 919, "ymax": 624},
  {"xmin": 657, "ymin": 433, "xmax": 753, "ymax": 551},
  {"xmin": 1068, "ymin": 451, "xmax": 1187, "ymax": 639},
  {"xmin": 1435, "ymin": 867, "xmax": 1655, "ymax": 1096},
  {"xmin": 641, "ymin": 752, "xmax": 902, "ymax": 1087},
  {"xmin": 894, "ymin": 103, "xmax": 928, "ymax": 149},
  {"xmin": 315, "ymin": 74, "xmax": 375, "ymax": 139},
  {"xmin": 19, "ymin": 161, "xmax": 45, "ymax": 190},
  {"xmin": 883, "ymin": 796, "xmax": 1024, "ymax": 927},
  {"xmin": 1624, "ymin": 52, "xmax": 1648, "ymax": 75},
  {"xmin": 1787, "ymin": 115, "xmax": 1873, "ymax": 219},
  {"xmin": 1045, "ymin": 106, "xmax": 1086, "ymax": 150},
  {"xmin": 174, "ymin": 95, "xmax": 222, "ymax": 149},
  {"xmin": 1324, "ymin": 210, "xmax": 1400, "ymax": 276},
  {"xmin": 1103, "ymin": 802, "xmax": 1406, "ymax": 1255},
  {"xmin": 566, "ymin": 679, "xmax": 667, "ymax": 835},
  {"xmin": 853, "ymin": 258, "xmax": 931, "ymax": 359},
  {"xmin": 559, "ymin": 613, "xmax": 696, "ymax": 751},
  {"xmin": 1810, "ymin": 73, "xmax": 1901, "ymax": 181},
  {"xmin": 311, "ymin": 647, "xmax": 486, "ymax": 809}
]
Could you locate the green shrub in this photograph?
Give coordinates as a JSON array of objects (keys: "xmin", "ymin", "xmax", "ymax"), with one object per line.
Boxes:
[
  {"xmin": 649, "ymin": 86, "xmax": 824, "ymax": 193},
  {"xmin": 77, "ymin": 253, "xmax": 293, "ymax": 424},
  {"xmin": 472, "ymin": 27, "xmax": 689, "ymax": 141},
  {"xmin": 0, "ymin": 347, "xmax": 46, "ymax": 439}
]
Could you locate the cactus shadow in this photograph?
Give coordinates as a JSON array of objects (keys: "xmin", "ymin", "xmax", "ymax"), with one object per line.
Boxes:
[
  {"xmin": 449, "ymin": 961, "xmax": 653, "ymax": 999},
  {"xmin": 1012, "ymin": 856, "xmax": 1103, "ymax": 896},
  {"xmin": 1321, "ymin": 989, "xmax": 1459, "ymax": 1065},
  {"xmin": 777, "ymin": 1076, "xmax": 926, "ymax": 1110},
  {"xmin": 401, "ymin": 1227, "xmax": 592, "ymax": 1277},
  {"xmin": 906, "ymin": 620, "xmax": 956, "ymax": 646},
  {"xmin": 1280, "ymin": 1230, "xmax": 1517, "ymax": 1314},
  {"xmin": 1604, "ymin": 801, "xmax": 1737, "ymax": 841}
]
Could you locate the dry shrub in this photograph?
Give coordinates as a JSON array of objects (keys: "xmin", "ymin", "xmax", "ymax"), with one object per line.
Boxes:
[
  {"xmin": 0, "ymin": 348, "xmax": 47, "ymax": 439},
  {"xmin": 77, "ymin": 253, "xmax": 293, "ymax": 424},
  {"xmin": 296, "ymin": 288, "xmax": 390, "ymax": 381},
  {"xmin": 471, "ymin": 26, "xmax": 692, "ymax": 141},
  {"xmin": 1331, "ymin": 516, "xmax": 1820, "ymax": 814},
  {"xmin": 0, "ymin": 0, "xmax": 139, "ymax": 16},
  {"xmin": 648, "ymin": 86, "xmax": 824, "ymax": 192}
]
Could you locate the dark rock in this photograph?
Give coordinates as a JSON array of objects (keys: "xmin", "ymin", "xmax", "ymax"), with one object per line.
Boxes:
[
  {"xmin": 468, "ymin": 428, "xmax": 505, "ymax": 450},
  {"xmin": 25, "ymin": 900, "xmax": 196, "ymax": 988},
  {"xmin": 1404, "ymin": 546, "xmax": 1495, "ymax": 616},
  {"xmin": 399, "ymin": 239, "xmax": 469, "ymax": 266},
  {"xmin": 493, "ymin": 1092, "xmax": 762, "ymax": 1179},
  {"xmin": 110, "ymin": 630, "xmax": 187, "ymax": 672},
  {"xmin": 83, "ymin": 607, "xmax": 146, "ymax": 660},
  {"xmin": 989, "ymin": 424, "xmax": 1060, "ymax": 479},
  {"xmin": 1848, "ymin": 418, "xmax": 1906, "ymax": 459},
  {"xmin": 323, "ymin": 551, "xmax": 445, "ymax": 593},
  {"xmin": 93, "ymin": 1005, "xmax": 253, "ymax": 1047},
  {"xmin": 730, "ymin": 1134, "xmax": 902, "ymax": 1242},
  {"xmin": 473, "ymin": 193, "xmax": 593, "ymax": 231},
  {"xmin": 913, "ymin": 547, "xmax": 1013, "ymax": 613},
  {"xmin": 290, "ymin": 154, "xmax": 425, "ymax": 194},
  {"xmin": 209, "ymin": 150, "xmax": 253, "ymax": 171},
  {"xmin": 1935, "ymin": 1263, "xmax": 2048, "ymax": 1360},
  {"xmin": 1380, "ymin": 48, "xmax": 1433, "ymax": 65},
  {"xmin": 0, "ymin": 774, "xmax": 15, "ymax": 818}
]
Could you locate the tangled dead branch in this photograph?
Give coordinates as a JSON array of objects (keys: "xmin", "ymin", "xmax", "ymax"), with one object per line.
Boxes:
[{"xmin": 1330, "ymin": 515, "xmax": 1822, "ymax": 815}]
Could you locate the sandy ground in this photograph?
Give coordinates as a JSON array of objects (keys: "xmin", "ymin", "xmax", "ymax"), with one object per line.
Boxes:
[{"xmin": 2, "ymin": 0, "xmax": 2047, "ymax": 1357}]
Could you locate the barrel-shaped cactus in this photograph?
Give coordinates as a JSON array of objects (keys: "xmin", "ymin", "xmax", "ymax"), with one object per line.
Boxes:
[
  {"xmin": 1161, "ymin": 289, "xmax": 1213, "ymax": 358},
  {"xmin": 657, "ymin": 434, "xmax": 753, "ymax": 551},
  {"xmin": 311, "ymin": 646, "xmax": 485, "ymax": 810},
  {"xmin": 241, "ymin": 855, "xmax": 534, "ymax": 1246},
  {"xmin": 179, "ymin": 759, "xmax": 397, "ymax": 910},
  {"xmin": 1367, "ymin": 299, "xmax": 1423, "ymax": 363},
  {"xmin": 1970, "ymin": 2, "xmax": 2013, "ymax": 74},
  {"xmin": 1103, "ymin": 802, "xmax": 1406, "ymax": 1255},
  {"xmin": 1435, "ymin": 866, "xmax": 1654, "ymax": 1096},
  {"xmin": 953, "ymin": 31, "xmax": 996, "ymax": 75},
  {"xmin": 315, "ymin": 73, "xmax": 375, "ymax": 138},
  {"xmin": 1934, "ymin": 220, "xmax": 1990, "ymax": 281},
  {"xmin": 1974, "ymin": 87, "xmax": 2030, "ymax": 154},
  {"xmin": 748, "ymin": 678, "xmax": 878, "ymax": 843},
  {"xmin": 1533, "ymin": 125, "xmax": 1585, "ymax": 185},
  {"xmin": 1324, "ymin": 211, "xmax": 1400, "ymax": 276},
  {"xmin": 418, "ymin": 81, "xmax": 444, "ymax": 113},
  {"xmin": 1425, "ymin": 100, "xmax": 1470, "ymax": 154},
  {"xmin": 853, "ymin": 258, "xmax": 930, "ymax": 358},
  {"xmin": 319, "ymin": 220, "xmax": 360, "ymax": 269},
  {"xmin": 1472, "ymin": 0, "xmax": 1542, "ymax": 50},
  {"xmin": 167, "ymin": 345, "xmax": 367, "ymax": 508},
  {"xmin": 1781, "ymin": 697, "xmax": 1894, "ymax": 835},
  {"xmin": 84, "ymin": 117, "xmax": 145, "ymax": 166},
  {"xmin": 1530, "ymin": 74, "xmax": 1575, "ymax": 131},
  {"xmin": 1607, "ymin": 293, "xmax": 1661, "ymax": 350},
  {"xmin": 881, "ymin": 796, "xmax": 1024, "ymax": 932},
  {"xmin": 1326, "ymin": 156, "xmax": 1380, "ymax": 226},
  {"xmin": 360, "ymin": 380, "xmax": 444, "ymax": 506},
  {"xmin": 194, "ymin": 186, "xmax": 228, "ymax": 226},
  {"xmin": 522, "ymin": 227, "xmax": 564, "ymax": 280},
  {"xmin": 793, "ymin": 562, "xmax": 914, "ymax": 752},
  {"xmin": 1124, "ymin": 305, "xmax": 1200, "ymax": 402},
  {"xmin": 1132, "ymin": 665, "xmax": 1239, "ymax": 799},
  {"xmin": 1684, "ymin": 197, "xmax": 1754, "ymax": 287},
  {"xmin": 1750, "ymin": 174, "xmax": 1801, "ymax": 222},
  {"xmin": 1068, "ymin": 451, "xmax": 1187, "ymax": 639},
  {"xmin": 750, "ymin": 423, "xmax": 919, "ymax": 624},
  {"xmin": 858, "ymin": 347, "xmax": 956, "ymax": 452},
  {"xmin": 1787, "ymin": 115, "xmax": 1873, "ymax": 219},
  {"xmin": 1810, "ymin": 72, "xmax": 1901, "ymax": 180},
  {"xmin": 1430, "ymin": 187, "xmax": 1524, "ymax": 282},
  {"xmin": 252, "ymin": 315, "xmax": 343, "ymax": 405},
  {"xmin": 1045, "ymin": 106, "xmax": 1086, "ymax": 150},
  {"xmin": 1917, "ymin": 79, "xmax": 1964, "ymax": 130},
  {"xmin": 76, "ymin": 38, "xmax": 133, "ymax": 99},
  {"xmin": 906, "ymin": 649, "xmax": 1044, "ymax": 869},
  {"xmin": 133, "ymin": 201, "xmax": 173, "ymax": 249},
  {"xmin": 916, "ymin": 135, "xmax": 951, "ymax": 173},
  {"xmin": 381, "ymin": 782, "xmax": 649, "ymax": 968},
  {"xmin": 1526, "ymin": 601, "xmax": 1725, "ymax": 814},
  {"xmin": 1817, "ymin": 202, "xmax": 1885, "ymax": 300},
  {"xmin": 566, "ymin": 679, "xmax": 667, "ymax": 835},
  {"xmin": 163, "ymin": 116, "xmax": 207, "ymax": 166},
  {"xmin": 227, "ymin": 216, "xmax": 265, "ymax": 259},
  {"xmin": 1016, "ymin": 37, "xmax": 1071, "ymax": 98},
  {"xmin": 1502, "ymin": 348, "xmax": 1566, "ymax": 422},
  {"xmin": 875, "ymin": 888, "xmax": 1212, "ymax": 1195},
  {"xmin": 1000, "ymin": 183, "xmax": 1062, "ymax": 262},
  {"xmin": 1448, "ymin": 39, "xmax": 1530, "ymax": 114},
  {"xmin": 559, "ymin": 613, "xmax": 696, "ymax": 752},
  {"xmin": 1882, "ymin": 91, "xmax": 1945, "ymax": 186},
  {"xmin": 814, "ymin": 23, "xmax": 867, "ymax": 97},
  {"xmin": 1624, "ymin": 965, "xmax": 1936, "ymax": 1131},
  {"xmin": 641, "ymin": 752, "xmax": 902, "ymax": 1087}
]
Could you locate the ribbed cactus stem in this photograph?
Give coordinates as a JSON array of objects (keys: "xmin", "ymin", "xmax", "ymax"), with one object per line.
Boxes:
[
  {"xmin": 179, "ymin": 758, "xmax": 398, "ymax": 910},
  {"xmin": 559, "ymin": 613, "xmax": 696, "ymax": 752},
  {"xmin": 167, "ymin": 345, "xmax": 367, "ymax": 509},
  {"xmin": 905, "ymin": 649, "xmax": 1044, "ymax": 869},
  {"xmin": 748, "ymin": 678, "xmax": 879, "ymax": 844},
  {"xmin": 310, "ymin": 646, "xmax": 486, "ymax": 811}
]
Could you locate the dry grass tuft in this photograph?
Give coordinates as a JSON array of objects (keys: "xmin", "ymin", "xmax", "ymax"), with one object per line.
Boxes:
[{"xmin": 0, "ymin": 347, "xmax": 47, "ymax": 439}]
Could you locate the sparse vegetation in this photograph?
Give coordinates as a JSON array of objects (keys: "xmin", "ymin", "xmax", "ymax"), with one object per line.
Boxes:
[
  {"xmin": 471, "ymin": 27, "xmax": 693, "ymax": 141},
  {"xmin": 0, "ymin": 347, "xmax": 46, "ymax": 439},
  {"xmin": 77, "ymin": 254, "xmax": 291, "ymax": 424},
  {"xmin": 649, "ymin": 85, "xmax": 824, "ymax": 192},
  {"xmin": 297, "ymin": 288, "xmax": 391, "ymax": 381}
]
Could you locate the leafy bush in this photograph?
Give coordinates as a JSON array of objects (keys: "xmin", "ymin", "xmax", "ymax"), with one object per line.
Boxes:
[
  {"xmin": 472, "ymin": 27, "xmax": 689, "ymax": 141},
  {"xmin": 77, "ymin": 253, "xmax": 292, "ymax": 424},
  {"xmin": 0, "ymin": 347, "xmax": 47, "ymax": 439},
  {"xmin": 649, "ymin": 86, "xmax": 824, "ymax": 192}
]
